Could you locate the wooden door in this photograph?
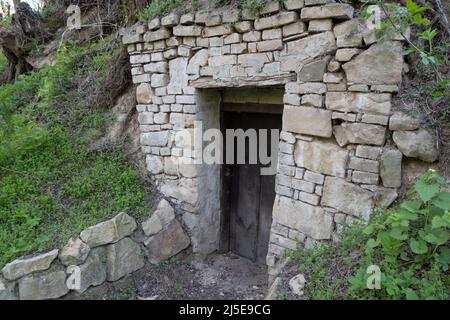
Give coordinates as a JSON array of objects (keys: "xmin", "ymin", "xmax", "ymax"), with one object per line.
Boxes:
[{"xmin": 220, "ymin": 110, "xmax": 282, "ymax": 263}]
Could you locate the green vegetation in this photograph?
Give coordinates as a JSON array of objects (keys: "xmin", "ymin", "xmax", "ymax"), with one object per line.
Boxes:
[
  {"xmin": 0, "ymin": 50, "xmax": 6, "ymax": 76},
  {"xmin": 288, "ymin": 170, "xmax": 449, "ymax": 300},
  {"xmin": 139, "ymin": 0, "xmax": 184, "ymax": 21},
  {"xmin": 0, "ymin": 38, "xmax": 150, "ymax": 268},
  {"xmin": 139, "ymin": 0, "xmax": 271, "ymax": 21}
]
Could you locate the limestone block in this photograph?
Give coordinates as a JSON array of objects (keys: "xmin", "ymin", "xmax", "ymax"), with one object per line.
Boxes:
[
  {"xmin": 355, "ymin": 145, "xmax": 382, "ymax": 160},
  {"xmin": 298, "ymin": 58, "xmax": 328, "ymax": 82},
  {"xmin": 349, "ymin": 157, "xmax": 379, "ymax": 173},
  {"xmin": 325, "ymin": 92, "xmax": 391, "ymax": 115},
  {"xmin": 59, "ymin": 238, "xmax": 90, "ymax": 267},
  {"xmin": 301, "ymin": 4, "xmax": 354, "ymax": 20},
  {"xmin": 284, "ymin": 0, "xmax": 305, "ymax": 10},
  {"xmin": 146, "ymin": 155, "xmax": 164, "ymax": 174},
  {"xmin": 335, "ymin": 48, "xmax": 361, "ymax": 62},
  {"xmin": 393, "ymin": 129, "xmax": 438, "ymax": 163},
  {"xmin": 272, "ymin": 196, "xmax": 333, "ymax": 240},
  {"xmin": 143, "ymin": 28, "xmax": 171, "ymax": 42},
  {"xmin": 254, "ymin": 12, "xmax": 298, "ymax": 30},
  {"xmin": 283, "ymin": 106, "xmax": 332, "ymax": 138},
  {"xmin": 80, "ymin": 213, "xmax": 137, "ymax": 248},
  {"xmin": 309, "ymin": 19, "xmax": 332, "ymax": 32},
  {"xmin": 73, "ymin": 247, "xmax": 107, "ymax": 294},
  {"xmin": 294, "ymin": 140, "xmax": 349, "ymax": 178},
  {"xmin": 333, "ymin": 123, "xmax": 386, "ymax": 146},
  {"xmin": 380, "ymin": 149, "xmax": 402, "ymax": 188},
  {"xmin": 136, "ymin": 83, "xmax": 153, "ymax": 104},
  {"xmin": 140, "ymin": 131, "xmax": 169, "ymax": 146},
  {"xmin": 333, "ymin": 19, "xmax": 363, "ymax": 47},
  {"xmin": 342, "ymin": 41, "xmax": 403, "ymax": 85},
  {"xmin": 18, "ymin": 270, "xmax": 68, "ymax": 300},
  {"xmin": 142, "ymin": 199, "xmax": 175, "ymax": 237},
  {"xmin": 2, "ymin": 250, "xmax": 59, "ymax": 281},
  {"xmin": 106, "ymin": 238, "xmax": 144, "ymax": 282},
  {"xmin": 167, "ymin": 57, "xmax": 188, "ymax": 95},
  {"xmin": 145, "ymin": 220, "xmax": 190, "ymax": 264},
  {"xmin": 389, "ymin": 112, "xmax": 420, "ymax": 131},
  {"xmin": 321, "ymin": 177, "xmax": 374, "ymax": 219},
  {"xmin": 173, "ymin": 25, "xmax": 203, "ymax": 37},
  {"xmin": 203, "ymin": 25, "xmax": 233, "ymax": 37}
]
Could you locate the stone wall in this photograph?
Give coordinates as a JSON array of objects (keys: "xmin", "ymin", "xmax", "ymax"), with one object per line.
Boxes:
[
  {"xmin": 0, "ymin": 200, "xmax": 190, "ymax": 300},
  {"xmin": 120, "ymin": 0, "xmax": 438, "ymax": 277}
]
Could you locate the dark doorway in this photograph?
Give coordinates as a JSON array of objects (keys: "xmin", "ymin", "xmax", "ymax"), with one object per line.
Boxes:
[{"xmin": 220, "ymin": 104, "xmax": 282, "ymax": 264}]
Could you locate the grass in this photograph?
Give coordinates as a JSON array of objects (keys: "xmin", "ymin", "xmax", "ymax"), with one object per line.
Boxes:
[{"xmin": 0, "ymin": 38, "xmax": 151, "ymax": 268}]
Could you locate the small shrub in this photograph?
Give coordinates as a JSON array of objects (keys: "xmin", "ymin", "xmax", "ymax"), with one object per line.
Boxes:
[
  {"xmin": 290, "ymin": 170, "xmax": 449, "ymax": 300},
  {"xmin": 139, "ymin": 0, "xmax": 184, "ymax": 21}
]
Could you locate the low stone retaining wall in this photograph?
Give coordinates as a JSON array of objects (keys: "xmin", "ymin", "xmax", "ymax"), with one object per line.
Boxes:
[{"xmin": 0, "ymin": 200, "xmax": 189, "ymax": 300}]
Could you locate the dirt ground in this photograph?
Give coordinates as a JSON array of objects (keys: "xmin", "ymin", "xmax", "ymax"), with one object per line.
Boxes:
[{"xmin": 133, "ymin": 252, "xmax": 268, "ymax": 300}]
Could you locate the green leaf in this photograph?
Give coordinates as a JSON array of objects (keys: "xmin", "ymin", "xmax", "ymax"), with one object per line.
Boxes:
[
  {"xmin": 431, "ymin": 215, "xmax": 450, "ymax": 229},
  {"xmin": 410, "ymin": 239, "xmax": 428, "ymax": 254},
  {"xmin": 389, "ymin": 228, "xmax": 408, "ymax": 241},
  {"xmin": 431, "ymin": 192, "xmax": 450, "ymax": 210},
  {"xmin": 438, "ymin": 247, "xmax": 450, "ymax": 271},
  {"xmin": 422, "ymin": 229, "xmax": 449, "ymax": 245},
  {"xmin": 367, "ymin": 238, "xmax": 379, "ymax": 249},
  {"xmin": 415, "ymin": 179, "xmax": 440, "ymax": 203},
  {"xmin": 406, "ymin": 288, "xmax": 419, "ymax": 300},
  {"xmin": 363, "ymin": 224, "xmax": 375, "ymax": 235},
  {"xmin": 401, "ymin": 200, "xmax": 422, "ymax": 212}
]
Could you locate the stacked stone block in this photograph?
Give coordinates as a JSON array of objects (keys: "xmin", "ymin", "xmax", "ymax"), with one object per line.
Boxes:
[{"xmin": 121, "ymin": 0, "xmax": 438, "ymax": 277}]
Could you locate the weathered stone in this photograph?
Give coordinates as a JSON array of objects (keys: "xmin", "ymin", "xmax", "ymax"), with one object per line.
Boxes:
[
  {"xmin": 282, "ymin": 21, "xmax": 306, "ymax": 36},
  {"xmin": 361, "ymin": 114, "xmax": 389, "ymax": 125},
  {"xmin": 148, "ymin": 18, "xmax": 160, "ymax": 30},
  {"xmin": 254, "ymin": 12, "xmax": 298, "ymax": 30},
  {"xmin": 223, "ymin": 9, "xmax": 240, "ymax": 23},
  {"xmin": 298, "ymin": 57, "xmax": 328, "ymax": 82},
  {"xmin": 305, "ymin": 0, "xmax": 332, "ymax": 5},
  {"xmin": 257, "ymin": 39, "xmax": 283, "ymax": 52},
  {"xmin": 328, "ymin": 59, "xmax": 340, "ymax": 72},
  {"xmin": 145, "ymin": 220, "xmax": 190, "ymax": 264},
  {"xmin": 238, "ymin": 53, "xmax": 271, "ymax": 71},
  {"xmin": 389, "ymin": 112, "xmax": 420, "ymax": 131},
  {"xmin": 142, "ymin": 199, "xmax": 175, "ymax": 237},
  {"xmin": 294, "ymin": 140, "xmax": 348, "ymax": 178},
  {"xmin": 235, "ymin": 21, "xmax": 253, "ymax": 33},
  {"xmin": 180, "ymin": 13, "xmax": 195, "ymax": 25},
  {"xmin": 161, "ymin": 13, "xmax": 179, "ymax": 26},
  {"xmin": 309, "ymin": 19, "xmax": 332, "ymax": 32},
  {"xmin": 136, "ymin": 83, "xmax": 153, "ymax": 104},
  {"xmin": 342, "ymin": 41, "xmax": 403, "ymax": 85},
  {"xmin": 355, "ymin": 145, "xmax": 382, "ymax": 160},
  {"xmin": 335, "ymin": 48, "xmax": 361, "ymax": 62},
  {"xmin": 323, "ymin": 72, "xmax": 344, "ymax": 83},
  {"xmin": 130, "ymin": 54, "xmax": 151, "ymax": 64},
  {"xmin": 143, "ymin": 28, "xmax": 171, "ymax": 42},
  {"xmin": 380, "ymin": 149, "xmax": 402, "ymax": 188},
  {"xmin": 140, "ymin": 131, "xmax": 169, "ymax": 146},
  {"xmin": 106, "ymin": 238, "xmax": 144, "ymax": 282},
  {"xmin": 349, "ymin": 157, "xmax": 379, "ymax": 173},
  {"xmin": 352, "ymin": 171, "xmax": 379, "ymax": 184},
  {"xmin": 333, "ymin": 19, "xmax": 363, "ymax": 47},
  {"xmin": 289, "ymin": 273, "xmax": 306, "ymax": 296},
  {"xmin": 325, "ymin": 92, "xmax": 391, "ymax": 115},
  {"xmin": 301, "ymin": 4, "xmax": 354, "ymax": 20},
  {"xmin": 167, "ymin": 58, "xmax": 188, "ymax": 95},
  {"xmin": 333, "ymin": 123, "xmax": 386, "ymax": 146},
  {"xmin": 273, "ymin": 196, "xmax": 333, "ymax": 240},
  {"xmin": 370, "ymin": 186, "xmax": 398, "ymax": 209},
  {"xmin": 73, "ymin": 247, "xmax": 107, "ymax": 294},
  {"xmin": 283, "ymin": 31, "xmax": 336, "ymax": 72},
  {"xmin": 321, "ymin": 177, "xmax": 374, "ymax": 219},
  {"xmin": 173, "ymin": 25, "xmax": 203, "ymax": 37},
  {"xmin": 203, "ymin": 25, "xmax": 233, "ymax": 37},
  {"xmin": 146, "ymin": 155, "xmax": 163, "ymax": 174},
  {"xmin": 59, "ymin": 238, "xmax": 90, "ymax": 267},
  {"xmin": 160, "ymin": 178, "xmax": 198, "ymax": 206},
  {"xmin": 18, "ymin": 270, "xmax": 68, "ymax": 300},
  {"xmin": 284, "ymin": 0, "xmax": 305, "ymax": 10},
  {"xmin": 393, "ymin": 130, "xmax": 438, "ymax": 163},
  {"xmin": 287, "ymin": 82, "xmax": 327, "ymax": 94},
  {"xmin": 150, "ymin": 73, "xmax": 169, "ymax": 88},
  {"xmin": 2, "ymin": 250, "xmax": 59, "ymax": 281},
  {"xmin": 301, "ymin": 94, "xmax": 323, "ymax": 107},
  {"xmin": 80, "ymin": 213, "xmax": 137, "ymax": 248},
  {"xmin": 283, "ymin": 106, "xmax": 332, "ymax": 138},
  {"xmin": 206, "ymin": 14, "xmax": 222, "ymax": 27},
  {"xmin": 0, "ymin": 277, "xmax": 17, "ymax": 300}
]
